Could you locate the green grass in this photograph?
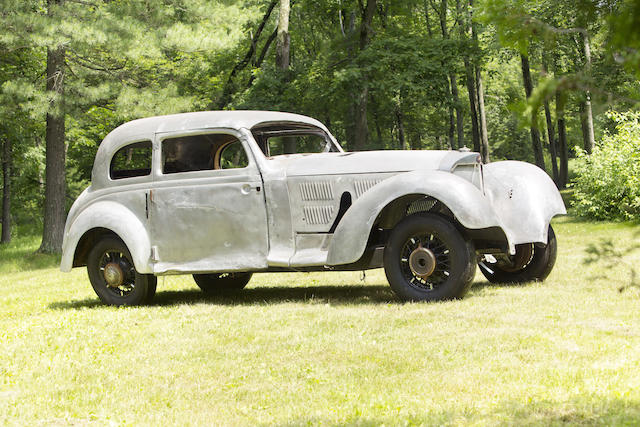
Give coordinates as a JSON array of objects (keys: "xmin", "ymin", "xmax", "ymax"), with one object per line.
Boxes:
[{"xmin": 1, "ymin": 217, "xmax": 640, "ymax": 425}]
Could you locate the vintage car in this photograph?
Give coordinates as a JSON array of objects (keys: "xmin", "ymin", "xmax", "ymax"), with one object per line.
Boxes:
[{"xmin": 61, "ymin": 111, "xmax": 566, "ymax": 305}]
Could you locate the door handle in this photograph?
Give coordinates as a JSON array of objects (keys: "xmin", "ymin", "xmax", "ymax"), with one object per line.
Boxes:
[{"xmin": 241, "ymin": 184, "xmax": 261, "ymax": 194}]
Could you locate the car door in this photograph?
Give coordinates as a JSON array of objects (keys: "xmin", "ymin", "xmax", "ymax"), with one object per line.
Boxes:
[{"xmin": 149, "ymin": 128, "xmax": 268, "ymax": 274}]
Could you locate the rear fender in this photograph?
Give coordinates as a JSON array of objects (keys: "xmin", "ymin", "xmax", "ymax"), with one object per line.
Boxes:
[{"xmin": 60, "ymin": 201, "xmax": 152, "ymax": 273}]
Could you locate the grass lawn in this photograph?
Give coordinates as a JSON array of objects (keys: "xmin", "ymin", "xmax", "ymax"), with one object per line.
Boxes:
[{"xmin": 1, "ymin": 215, "xmax": 640, "ymax": 425}]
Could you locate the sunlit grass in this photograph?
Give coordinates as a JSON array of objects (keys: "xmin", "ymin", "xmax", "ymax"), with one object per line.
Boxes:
[{"xmin": 1, "ymin": 216, "xmax": 639, "ymax": 425}]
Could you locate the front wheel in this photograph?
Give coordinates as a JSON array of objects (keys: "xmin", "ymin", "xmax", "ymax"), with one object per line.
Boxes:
[
  {"xmin": 478, "ymin": 225, "xmax": 557, "ymax": 284},
  {"xmin": 87, "ymin": 237, "xmax": 156, "ymax": 306},
  {"xmin": 383, "ymin": 213, "xmax": 476, "ymax": 302},
  {"xmin": 192, "ymin": 272, "xmax": 253, "ymax": 293}
]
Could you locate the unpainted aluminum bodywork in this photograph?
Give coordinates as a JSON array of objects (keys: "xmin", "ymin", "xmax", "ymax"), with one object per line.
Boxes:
[{"xmin": 61, "ymin": 111, "xmax": 566, "ymax": 275}]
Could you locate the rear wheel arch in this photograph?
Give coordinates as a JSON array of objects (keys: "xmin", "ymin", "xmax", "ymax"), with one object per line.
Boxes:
[
  {"xmin": 73, "ymin": 227, "xmax": 122, "ymax": 268},
  {"xmin": 62, "ymin": 201, "xmax": 153, "ymax": 274}
]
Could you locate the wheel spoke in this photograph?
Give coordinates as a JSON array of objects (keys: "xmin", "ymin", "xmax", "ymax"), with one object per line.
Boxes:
[{"xmin": 399, "ymin": 232, "xmax": 454, "ymax": 292}]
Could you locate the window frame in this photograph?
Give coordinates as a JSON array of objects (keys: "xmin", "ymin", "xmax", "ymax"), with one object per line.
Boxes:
[
  {"xmin": 251, "ymin": 124, "xmax": 340, "ymax": 158},
  {"xmin": 108, "ymin": 139, "xmax": 153, "ymax": 182},
  {"xmin": 216, "ymin": 139, "xmax": 250, "ymax": 170},
  {"xmin": 154, "ymin": 129, "xmax": 256, "ymax": 181}
]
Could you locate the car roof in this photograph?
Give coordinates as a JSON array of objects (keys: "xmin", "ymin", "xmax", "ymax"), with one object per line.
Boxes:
[
  {"xmin": 91, "ymin": 111, "xmax": 330, "ymax": 189},
  {"xmin": 103, "ymin": 110, "xmax": 326, "ymax": 144}
]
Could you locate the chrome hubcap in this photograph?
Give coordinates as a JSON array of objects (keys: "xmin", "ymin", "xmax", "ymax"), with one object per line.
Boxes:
[
  {"xmin": 409, "ymin": 246, "xmax": 437, "ymax": 278},
  {"xmin": 103, "ymin": 262, "xmax": 124, "ymax": 287}
]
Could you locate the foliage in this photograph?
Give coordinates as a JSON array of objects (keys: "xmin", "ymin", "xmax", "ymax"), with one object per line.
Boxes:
[{"xmin": 572, "ymin": 111, "xmax": 640, "ymax": 220}]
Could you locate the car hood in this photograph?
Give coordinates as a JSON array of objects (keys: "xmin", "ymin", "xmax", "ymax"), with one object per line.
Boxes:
[{"xmin": 265, "ymin": 150, "xmax": 480, "ymax": 177}]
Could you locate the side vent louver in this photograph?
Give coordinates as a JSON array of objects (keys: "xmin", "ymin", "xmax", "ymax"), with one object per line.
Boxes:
[
  {"xmin": 299, "ymin": 181, "xmax": 334, "ymax": 201},
  {"xmin": 303, "ymin": 206, "xmax": 334, "ymax": 225},
  {"xmin": 354, "ymin": 179, "xmax": 383, "ymax": 198}
]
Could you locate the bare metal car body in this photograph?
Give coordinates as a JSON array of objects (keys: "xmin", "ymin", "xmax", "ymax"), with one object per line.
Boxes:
[{"xmin": 61, "ymin": 111, "xmax": 566, "ymax": 303}]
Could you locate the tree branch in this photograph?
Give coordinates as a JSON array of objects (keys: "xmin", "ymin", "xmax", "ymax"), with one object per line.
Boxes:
[
  {"xmin": 247, "ymin": 28, "xmax": 278, "ymax": 87},
  {"xmin": 218, "ymin": 0, "xmax": 278, "ymax": 108}
]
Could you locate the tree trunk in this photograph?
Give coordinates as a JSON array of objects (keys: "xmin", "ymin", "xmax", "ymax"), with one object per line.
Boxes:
[
  {"xmin": 544, "ymin": 100, "xmax": 559, "ymax": 185},
  {"xmin": 450, "ymin": 74, "xmax": 464, "ymax": 149},
  {"xmin": 578, "ymin": 100, "xmax": 589, "ymax": 151},
  {"xmin": 520, "ymin": 53, "xmax": 546, "ymax": 170},
  {"xmin": 469, "ymin": 0, "xmax": 489, "ymax": 162},
  {"xmin": 1, "ymin": 137, "xmax": 11, "ymax": 244},
  {"xmin": 354, "ymin": 88, "xmax": 369, "ymax": 150},
  {"xmin": 556, "ymin": 92, "xmax": 569, "ymax": 189},
  {"xmin": 372, "ymin": 99, "xmax": 383, "ymax": 146},
  {"xmin": 424, "ymin": 0, "xmax": 433, "ymax": 37},
  {"xmin": 475, "ymin": 67, "xmax": 489, "ymax": 162},
  {"xmin": 39, "ymin": 39, "xmax": 67, "ymax": 254},
  {"xmin": 353, "ymin": 0, "xmax": 376, "ymax": 151},
  {"xmin": 464, "ymin": 61, "xmax": 480, "ymax": 152},
  {"xmin": 436, "ymin": 0, "xmax": 462, "ymax": 150},
  {"xmin": 395, "ymin": 105, "xmax": 407, "ymax": 150},
  {"xmin": 457, "ymin": 0, "xmax": 480, "ymax": 152},
  {"xmin": 448, "ymin": 104, "xmax": 455, "ymax": 149},
  {"xmin": 582, "ymin": 32, "xmax": 595, "ymax": 154},
  {"xmin": 541, "ymin": 55, "xmax": 559, "ymax": 185},
  {"xmin": 276, "ymin": 0, "xmax": 290, "ymax": 70},
  {"xmin": 276, "ymin": 0, "xmax": 296, "ymax": 154}
]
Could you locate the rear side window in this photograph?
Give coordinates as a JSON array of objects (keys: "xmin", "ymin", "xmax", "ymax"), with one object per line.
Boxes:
[
  {"xmin": 162, "ymin": 133, "xmax": 247, "ymax": 174},
  {"xmin": 110, "ymin": 141, "xmax": 152, "ymax": 180}
]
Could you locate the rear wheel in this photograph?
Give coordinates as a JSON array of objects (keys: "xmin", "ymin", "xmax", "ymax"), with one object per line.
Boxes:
[
  {"xmin": 87, "ymin": 237, "xmax": 155, "ymax": 306},
  {"xmin": 192, "ymin": 272, "xmax": 252, "ymax": 293},
  {"xmin": 479, "ymin": 225, "xmax": 557, "ymax": 284},
  {"xmin": 383, "ymin": 213, "xmax": 476, "ymax": 302}
]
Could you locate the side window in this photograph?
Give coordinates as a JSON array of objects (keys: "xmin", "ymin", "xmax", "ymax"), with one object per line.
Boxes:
[
  {"xmin": 219, "ymin": 140, "xmax": 249, "ymax": 169},
  {"xmin": 110, "ymin": 140, "xmax": 152, "ymax": 180},
  {"xmin": 162, "ymin": 133, "xmax": 247, "ymax": 174}
]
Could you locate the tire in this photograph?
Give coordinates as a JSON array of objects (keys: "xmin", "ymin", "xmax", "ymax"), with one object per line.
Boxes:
[
  {"xmin": 478, "ymin": 225, "xmax": 557, "ymax": 284},
  {"xmin": 145, "ymin": 276, "xmax": 157, "ymax": 304},
  {"xmin": 192, "ymin": 272, "xmax": 253, "ymax": 293},
  {"xmin": 383, "ymin": 213, "xmax": 476, "ymax": 302},
  {"xmin": 87, "ymin": 237, "xmax": 155, "ymax": 306}
]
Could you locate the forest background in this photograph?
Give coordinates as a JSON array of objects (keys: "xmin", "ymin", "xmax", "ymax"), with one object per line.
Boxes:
[{"xmin": 1, "ymin": 0, "xmax": 639, "ymax": 253}]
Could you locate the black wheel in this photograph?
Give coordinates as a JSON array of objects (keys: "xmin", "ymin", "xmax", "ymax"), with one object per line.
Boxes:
[
  {"xmin": 192, "ymin": 272, "xmax": 253, "ymax": 293},
  {"xmin": 383, "ymin": 213, "xmax": 476, "ymax": 302},
  {"xmin": 87, "ymin": 237, "xmax": 155, "ymax": 306},
  {"xmin": 478, "ymin": 225, "xmax": 557, "ymax": 284}
]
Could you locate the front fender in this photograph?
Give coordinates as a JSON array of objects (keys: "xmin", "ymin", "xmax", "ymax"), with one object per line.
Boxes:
[
  {"xmin": 326, "ymin": 170, "xmax": 501, "ymax": 266},
  {"xmin": 60, "ymin": 201, "xmax": 153, "ymax": 273},
  {"xmin": 482, "ymin": 161, "xmax": 566, "ymax": 246},
  {"xmin": 326, "ymin": 162, "xmax": 566, "ymax": 266}
]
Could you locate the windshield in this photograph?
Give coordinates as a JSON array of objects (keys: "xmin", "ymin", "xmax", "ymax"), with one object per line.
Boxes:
[{"xmin": 251, "ymin": 124, "xmax": 339, "ymax": 158}]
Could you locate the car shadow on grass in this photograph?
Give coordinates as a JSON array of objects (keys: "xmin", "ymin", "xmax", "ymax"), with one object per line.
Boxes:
[
  {"xmin": 48, "ymin": 285, "xmax": 399, "ymax": 309},
  {"xmin": 467, "ymin": 279, "xmax": 531, "ymax": 293},
  {"xmin": 49, "ymin": 280, "xmax": 533, "ymax": 310}
]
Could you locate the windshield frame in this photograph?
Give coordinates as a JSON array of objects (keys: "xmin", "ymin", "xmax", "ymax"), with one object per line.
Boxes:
[{"xmin": 251, "ymin": 123, "xmax": 342, "ymax": 158}]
